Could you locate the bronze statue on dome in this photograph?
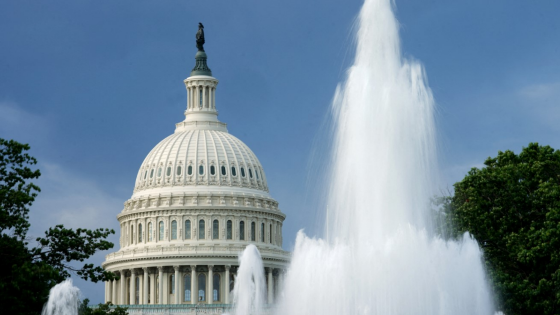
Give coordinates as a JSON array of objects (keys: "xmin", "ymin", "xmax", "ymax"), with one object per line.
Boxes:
[{"xmin": 196, "ymin": 22, "xmax": 205, "ymax": 51}]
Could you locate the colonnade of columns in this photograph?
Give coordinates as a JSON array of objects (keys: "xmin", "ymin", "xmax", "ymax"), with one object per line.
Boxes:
[
  {"xmin": 187, "ymin": 84, "xmax": 216, "ymax": 110},
  {"xmin": 104, "ymin": 265, "xmax": 284, "ymax": 306}
]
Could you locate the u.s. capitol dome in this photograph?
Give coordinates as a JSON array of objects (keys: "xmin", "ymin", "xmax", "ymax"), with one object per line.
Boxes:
[{"xmin": 102, "ymin": 31, "xmax": 289, "ymax": 310}]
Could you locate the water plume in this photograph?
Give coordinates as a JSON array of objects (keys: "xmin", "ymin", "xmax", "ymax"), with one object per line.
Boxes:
[
  {"xmin": 273, "ymin": 0, "xmax": 497, "ymax": 314},
  {"xmin": 41, "ymin": 279, "xmax": 80, "ymax": 315},
  {"xmin": 231, "ymin": 244, "xmax": 267, "ymax": 315}
]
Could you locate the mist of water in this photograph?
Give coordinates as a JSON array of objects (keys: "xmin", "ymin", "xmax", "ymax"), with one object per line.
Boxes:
[
  {"xmin": 41, "ymin": 279, "xmax": 81, "ymax": 315},
  {"xmin": 271, "ymin": 0, "xmax": 497, "ymax": 314},
  {"xmin": 231, "ymin": 244, "xmax": 267, "ymax": 315}
]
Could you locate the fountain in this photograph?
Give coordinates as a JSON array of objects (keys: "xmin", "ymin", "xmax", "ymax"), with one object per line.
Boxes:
[
  {"xmin": 41, "ymin": 279, "xmax": 81, "ymax": 315},
  {"xmin": 230, "ymin": 244, "xmax": 267, "ymax": 315},
  {"xmin": 235, "ymin": 0, "xmax": 499, "ymax": 314}
]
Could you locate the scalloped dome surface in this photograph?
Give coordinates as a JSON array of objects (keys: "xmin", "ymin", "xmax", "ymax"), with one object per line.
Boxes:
[{"xmin": 134, "ymin": 129, "xmax": 269, "ymax": 194}]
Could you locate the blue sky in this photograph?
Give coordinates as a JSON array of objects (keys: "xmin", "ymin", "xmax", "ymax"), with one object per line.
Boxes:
[{"xmin": 1, "ymin": 0, "xmax": 559, "ymax": 304}]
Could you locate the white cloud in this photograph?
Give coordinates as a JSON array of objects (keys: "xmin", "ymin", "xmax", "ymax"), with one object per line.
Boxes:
[{"xmin": 519, "ymin": 82, "xmax": 560, "ymax": 100}]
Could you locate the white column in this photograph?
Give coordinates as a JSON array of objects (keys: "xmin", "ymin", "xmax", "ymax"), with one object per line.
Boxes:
[
  {"xmin": 150, "ymin": 272, "xmax": 155, "ymax": 305},
  {"xmin": 191, "ymin": 265, "xmax": 197, "ymax": 304},
  {"xmin": 143, "ymin": 268, "xmax": 149, "ymax": 304},
  {"xmin": 112, "ymin": 279, "xmax": 117, "ymax": 304},
  {"xmin": 174, "ymin": 266, "xmax": 180, "ymax": 304},
  {"xmin": 225, "ymin": 265, "xmax": 230, "ymax": 304},
  {"xmin": 267, "ymin": 268, "xmax": 273, "ymax": 304},
  {"xmin": 158, "ymin": 266, "xmax": 164, "ymax": 305},
  {"xmin": 213, "ymin": 87, "xmax": 216, "ymax": 109},
  {"xmin": 120, "ymin": 270, "xmax": 126, "ymax": 305},
  {"xmin": 130, "ymin": 269, "xmax": 136, "ymax": 305},
  {"xmin": 208, "ymin": 265, "xmax": 213, "ymax": 304}
]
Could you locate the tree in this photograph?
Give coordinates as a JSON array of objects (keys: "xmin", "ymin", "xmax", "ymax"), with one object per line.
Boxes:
[
  {"xmin": 79, "ymin": 298, "xmax": 128, "ymax": 315},
  {"xmin": 435, "ymin": 143, "xmax": 560, "ymax": 314},
  {"xmin": 0, "ymin": 139, "xmax": 118, "ymax": 315}
]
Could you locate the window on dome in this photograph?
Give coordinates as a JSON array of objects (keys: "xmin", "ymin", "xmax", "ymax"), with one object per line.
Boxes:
[
  {"xmin": 184, "ymin": 274, "xmax": 192, "ymax": 301},
  {"xmin": 261, "ymin": 223, "xmax": 265, "ymax": 242},
  {"xmin": 199, "ymin": 165, "xmax": 204, "ymax": 175},
  {"xmin": 185, "ymin": 220, "xmax": 191, "ymax": 239},
  {"xmin": 159, "ymin": 221, "xmax": 164, "ymax": 241},
  {"xmin": 227, "ymin": 220, "xmax": 232, "ymax": 240},
  {"xmin": 199, "ymin": 220, "xmax": 205, "ymax": 239},
  {"xmin": 135, "ymin": 276, "xmax": 140, "ymax": 304},
  {"xmin": 239, "ymin": 221, "xmax": 245, "ymax": 240},
  {"xmin": 249, "ymin": 169, "xmax": 253, "ymax": 178},
  {"xmin": 241, "ymin": 167, "xmax": 246, "ymax": 177},
  {"xmin": 157, "ymin": 168, "xmax": 162, "ymax": 177},
  {"xmin": 150, "ymin": 169, "xmax": 154, "ymax": 178},
  {"xmin": 177, "ymin": 166, "xmax": 182, "ymax": 176},
  {"xmin": 148, "ymin": 222, "xmax": 153, "ymax": 242},
  {"xmin": 167, "ymin": 167, "xmax": 171, "ymax": 176},
  {"xmin": 213, "ymin": 273, "xmax": 220, "ymax": 301},
  {"xmin": 138, "ymin": 223, "xmax": 143, "ymax": 243},
  {"xmin": 198, "ymin": 274, "xmax": 206, "ymax": 301},
  {"xmin": 144, "ymin": 171, "xmax": 147, "ymax": 179},
  {"xmin": 130, "ymin": 225, "xmax": 134, "ymax": 244},
  {"xmin": 256, "ymin": 169, "xmax": 259, "ymax": 179},
  {"xmin": 187, "ymin": 165, "xmax": 193, "ymax": 175},
  {"xmin": 171, "ymin": 220, "xmax": 177, "ymax": 240},
  {"xmin": 210, "ymin": 165, "xmax": 216, "ymax": 175},
  {"xmin": 269, "ymin": 224, "xmax": 272, "ymax": 244},
  {"xmin": 221, "ymin": 166, "xmax": 226, "ymax": 176},
  {"xmin": 231, "ymin": 166, "xmax": 237, "ymax": 177},
  {"xmin": 213, "ymin": 220, "xmax": 219, "ymax": 240},
  {"xmin": 170, "ymin": 274, "xmax": 175, "ymax": 294},
  {"xmin": 199, "ymin": 88, "xmax": 203, "ymax": 107},
  {"xmin": 251, "ymin": 222, "xmax": 256, "ymax": 241},
  {"xmin": 155, "ymin": 275, "xmax": 159, "ymax": 303}
]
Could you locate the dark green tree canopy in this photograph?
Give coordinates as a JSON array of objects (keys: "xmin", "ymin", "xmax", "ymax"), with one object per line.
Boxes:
[
  {"xmin": 435, "ymin": 143, "xmax": 560, "ymax": 314},
  {"xmin": 0, "ymin": 138, "xmax": 118, "ymax": 314}
]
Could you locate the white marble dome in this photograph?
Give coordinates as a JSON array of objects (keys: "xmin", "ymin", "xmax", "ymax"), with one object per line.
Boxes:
[{"xmin": 134, "ymin": 129, "xmax": 269, "ymax": 195}]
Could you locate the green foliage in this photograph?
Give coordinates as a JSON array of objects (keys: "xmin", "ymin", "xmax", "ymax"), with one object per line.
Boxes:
[
  {"xmin": 435, "ymin": 143, "xmax": 560, "ymax": 314},
  {"xmin": 79, "ymin": 299, "xmax": 128, "ymax": 315},
  {"xmin": 0, "ymin": 138, "xmax": 118, "ymax": 315}
]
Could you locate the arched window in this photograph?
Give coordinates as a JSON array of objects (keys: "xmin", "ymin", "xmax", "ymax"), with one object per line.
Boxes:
[
  {"xmin": 198, "ymin": 274, "xmax": 206, "ymax": 302},
  {"xmin": 213, "ymin": 273, "xmax": 220, "ymax": 301},
  {"xmin": 130, "ymin": 225, "xmax": 134, "ymax": 244},
  {"xmin": 239, "ymin": 221, "xmax": 245, "ymax": 241},
  {"xmin": 159, "ymin": 221, "xmax": 164, "ymax": 241},
  {"xmin": 157, "ymin": 167, "xmax": 162, "ymax": 177},
  {"xmin": 188, "ymin": 165, "xmax": 193, "ymax": 175},
  {"xmin": 199, "ymin": 220, "xmax": 205, "ymax": 240},
  {"xmin": 166, "ymin": 166, "xmax": 171, "ymax": 176},
  {"xmin": 184, "ymin": 274, "xmax": 192, "ymax": 302},
  {"xmin": 210, "ymin": 165, "xmax": 216, "ymax": 175},
  {"xmin": 135, "ymin": 276, "xmax": 140, "ymax": 304},
  {"xmin": 199, "ymin": 165, "xmax": 204, "ymax": 175},
  {"xmin": 213, "ymin": 220, "xmax": 219, "ymax": 239},
  {"xmin": 241, "ymin": 167, "xmax": 246, "ymax": 177},
  {"xmin": 150, "ymin": 169, "xmax": 154, "ymax": 178},
  {"xmin": 170, "ymin": 274, "xmax": 175, "ymax": 294},
  {"xmin": 261, "ymin": 223, "xmax": 265, "ymax": 242},
  {"xmin": 251, "ymin": 222, "xmax": 256, "ymax": 241},
  {"xmin": 177, "ymin": 166, "xmax": 182, "ymax": 175},
  {"xmin": 231, "ymin": 166, "xmax": 237, "ymax": 177},
  {"xmin": 199, "ymin": 88, "xmax": 203, "ymax": 106},
  {"xmin": 185, "ymin": 220, "xmax": 191, "ymax": 239},
  {"xmin": 148, "ymin": 222, "xmax": 153, "ymax": 241},
  {"xmin": 249, "ymin": 169, "xmax": 253, "ymax": 178},
  {"xmin": 221, "ymin": 166, "xmax": 226, "ymax": 176},
  {"xmin": 171, "ymin": 220, "xmax": 177, "ymax": 240},
  {"xmin": 227, "ymin": 220, "xmax": 232, "ymax": 240},
  {"xmin": 269, "ymin": 224, "xmax": 272, "ymax": 244},
  {"xmin": 138, "ymin": 223, "xmax": 143, "ymax": 243}
]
